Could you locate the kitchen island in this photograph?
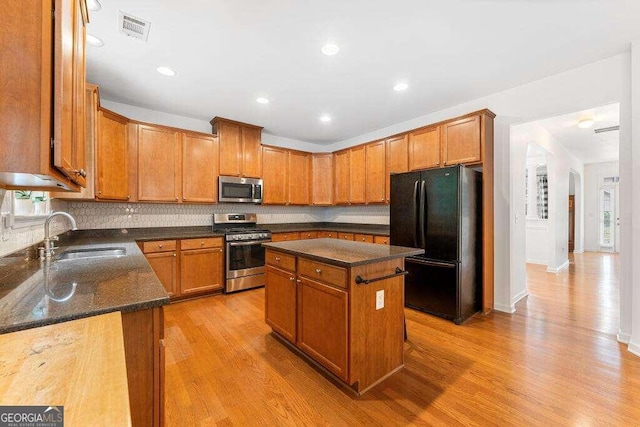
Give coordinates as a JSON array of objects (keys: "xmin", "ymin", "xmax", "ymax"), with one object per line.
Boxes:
[{"xmin": 262, "ymin": 238, "xmax": 423, "ymax": 395}]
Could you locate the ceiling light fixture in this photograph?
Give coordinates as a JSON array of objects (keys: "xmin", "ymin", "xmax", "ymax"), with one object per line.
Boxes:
[
  {"xmin": 578, "ymin": 118, "xmax": 594, "ymax": 128},
  {"xmin": 256, "ymin": 97, "xmax": 269, "ymax": 104},
  {"xmin": 86, "ymin": 0, "xmax": 101, "ymax": 11},
  {"xmin": 156, "ymin": 66, "xmax": 177, "ymax": 77},
  {"xmin": 321, "ymin": 44, "xmax": 340, "ymax": 56},
  {"xmin": 320, "ymin": 115, "xmax": 332, "ymax": 123},
  {"xmin": 86, "ymin": 34, "xmax": 104, "ymax": 47},
  {"xmin": 394, "ymin": 82, "xmax": 409, "ymax": 91}
]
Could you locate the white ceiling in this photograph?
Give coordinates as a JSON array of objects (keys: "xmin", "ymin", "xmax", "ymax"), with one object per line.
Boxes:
[
  {"xmin": 85, "ymin": 0, "xmax": 640, "ymax": 144},
  {"xmin": 535, "ymin": 103, "xmax": 620, "ymax": 164}
]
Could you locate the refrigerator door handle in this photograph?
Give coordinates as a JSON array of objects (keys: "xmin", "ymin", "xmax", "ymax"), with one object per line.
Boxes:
[
  {"xmin": 419, "ymin": 180, "xmax": 426, "ymax": 249},
  {"xmin": 413, "ymin": 180, "xmax": 419, "ymax": 247},
  {"xmin": 407, "ymin": 258, "xmax": 456, "ymax": 268}
]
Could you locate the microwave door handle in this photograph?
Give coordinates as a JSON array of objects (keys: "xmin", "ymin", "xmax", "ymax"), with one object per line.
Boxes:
[{"xmin": 419, "ymin": 180, "xmax": 426, "ymax": 249}]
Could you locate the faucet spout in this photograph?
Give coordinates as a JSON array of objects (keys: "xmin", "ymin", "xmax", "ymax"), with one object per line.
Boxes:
[{"xmin": 41, "ymin": 212, "xmax": 77, "ymax": 259}]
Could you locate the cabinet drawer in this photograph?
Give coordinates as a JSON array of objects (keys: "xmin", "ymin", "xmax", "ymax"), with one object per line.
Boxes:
[
  {"xmin": 271, "ymin": 232, "xmax": 300, "ymax": 242},
  {"xmin": 318, "ymin": 231, "xmax": 337, "ymax": 239},
  {"xmin": 181, "ymin": 237, "xmax": 223, "ymax": 250},
  {"xmin": 300, "ymin": 231, "xmax": 319, "ymax": 240},
  {"xmin": 354, "ymin": 234, "xmax": 374, "ymax": 243},
  {"xmin": 266, "ymin": 250, "xmax": 296, "ymax": 272},
  {"xmin": 298, "ymin": 258, "xmax": 347, "ymax": 289},
  {"xmin": 337, "ymin": 232, "xmax": 354, "ymax": 241},
  {"xmin": 142, "ymin": 240, "xmax": 177, "ymax": 254},
  {"xmin": 374, "ymin": 235, "xmax": 389, "ymax": 245}
]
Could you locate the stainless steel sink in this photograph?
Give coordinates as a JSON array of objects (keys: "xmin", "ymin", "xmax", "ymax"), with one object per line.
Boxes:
[{"xmin": 55, "ymin": 247, "xmax": 127, "ymax": 261}]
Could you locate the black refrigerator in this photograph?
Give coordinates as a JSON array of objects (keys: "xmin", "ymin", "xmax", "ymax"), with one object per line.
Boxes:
[{"xmin": 390, "ymin": 164, "xmax": 481, "ymax": 324}]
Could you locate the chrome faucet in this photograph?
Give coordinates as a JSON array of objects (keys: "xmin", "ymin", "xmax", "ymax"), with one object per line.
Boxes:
[{"xmin": 39, "ymin": 212, "xmax": 78, "ymax": 259}]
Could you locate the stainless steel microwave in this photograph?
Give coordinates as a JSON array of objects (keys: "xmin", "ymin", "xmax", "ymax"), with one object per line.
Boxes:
[{"xmin": 218, "ymin": 176, "xmax": 263, "ymax": 203}]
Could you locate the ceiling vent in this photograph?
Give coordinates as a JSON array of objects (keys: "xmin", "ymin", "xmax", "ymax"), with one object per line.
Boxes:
[
  {"xmin": 118, "ymin": 11, "xmax": 151, "ymax": 42},
  {"xmin": 594, "ymin": 125, "xmax": 620, "ymax": 134}
]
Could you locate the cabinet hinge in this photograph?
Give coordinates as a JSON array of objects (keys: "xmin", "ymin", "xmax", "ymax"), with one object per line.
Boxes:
[
  {"xmin": 50, "ymin": 138, "xmax": 55, "ymax": 148},
  {"xmin": 52, "ymin": 7, "xmax": 55, "ymax": 19}
]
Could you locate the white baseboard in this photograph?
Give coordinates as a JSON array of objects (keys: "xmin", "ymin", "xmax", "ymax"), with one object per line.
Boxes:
[
  {"xmin": 547, "ymin": 260, "xmax": 569, "ymax": 274},
  {"xmin": 628, "ymin": 341, "xmax": 640, "ymax": 358},
  {"xmin": 512, "ymin": 289, "xmax": 529, "ymax": 306},
  {"xmin": 526, "ymin": 259, "xmax": 548, "ymax": 266},
  {"xmin": 617, "ymin": 331, "xmax": 631, "ymax": 344},
  {"xmin": 494, "ymin": 303, "xmax": 515, "ymax": 314},
  {"xmin": 573, "ymin": 249, "xmax": 584, "ymax": 254}
]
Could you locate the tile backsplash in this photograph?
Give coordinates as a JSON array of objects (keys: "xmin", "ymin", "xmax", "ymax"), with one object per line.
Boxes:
[{"xmin": 66, "ymin": 202, "xmax": 390, "ymax": 229}]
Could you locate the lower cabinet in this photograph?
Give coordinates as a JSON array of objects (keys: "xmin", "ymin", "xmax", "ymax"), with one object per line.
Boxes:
[
  {"xmin": 265, "ymin": 265, "xmax": 297, "ymax": 343},
  {"xmin": 121, "ymin": 307, "xmax": 164, "ymax": 427},
  {"xmin": 297, "ymin": 277, "xmax": 349, "ymax": 381},
  {"xmin": 142, "ymin": 237, "xmax": 224, "ymax": 299}
]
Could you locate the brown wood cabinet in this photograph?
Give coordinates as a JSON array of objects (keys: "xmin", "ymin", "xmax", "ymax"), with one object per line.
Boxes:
[
  {"xmin": 210, "ymin": 117, "xmax": 262, "ymax": 178},
  {"xmin": 409, "ymin": 125, "xmax": 441, "ymax": 171},
  {"xmin": 288, "ymin": 151, "xmax": 311, "ymax": 205},
  {"xmin": 349, "ymin": 146, "xmax": 366, "ymax": 204},
  {"xmin": 0, "ymin": 0, "xmax": 89, "ymax": 191},
  {"xmin": 300, "ymin": 231, "xmax": 319, "ymax": 239},
  {"xmin": 374, "ymin": 235, "xmax": 389, "ymax": 245},
  {"xmin": 355, "ymin": 234, "xmax": 374, "ymax": 243},
  {"xmin": 182, "ymin": 133, "xmax": 218, "ymax": 203},
  {"xmin": 318, "ymin": 231, "xmax": 337, "ymax": 239},
  {"xmin": 180, "ymin": 240, "xmax": 224, "ymax": 295},
  {"xmin": 145, "ymin": 251, "xmax": 179, "ymax": 297},
  {"xmin": 265, "ymin": 264, "xmax": 297, "ymax": 344},
  {"xmin": 442, "ymin": 115, "xmax": 481, "ymax": 165},
  {"xmin": 311, "ymin": 154, "xmax": 333, "ymax": 205},
  {"xmin": 297, "ymin": 276, "xmax": 349, "ymax": 381},
  {"xmin": 365, "ymin": 141, "xmax": 386, "ymax": 204},
  {"xmin": 96, "ymin": 109, "xmax": 130, "ymax": 201},
  {"xmin": 334, "ymin": 150, "xmax": 350, "ymax": 205},
  {"xmin": 137, "ymin": 125, "xmax": 181, "ymax": 202},
  {"xmin": 262, "ymin": 146, "xmax": 288, "ymax": 204},
  {"xmin": 338, "ymin": 232, "xmax": 355, "ymax": 241},
  {"xmin": 385, "ymin": 134, "xmax": 409, "ymax": 202},
  {"xmin": 271, "ymin": 232, "xmax": 301, "ymax": 242},
  {"xmin": 121, "ymin": 307, "xmax": 164, "ymax": 427}
]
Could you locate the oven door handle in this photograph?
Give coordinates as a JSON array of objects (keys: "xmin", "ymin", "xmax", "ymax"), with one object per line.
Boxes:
[{"xmin": 228, "ymin": 240, "xmax": 272, "ymax": 246}]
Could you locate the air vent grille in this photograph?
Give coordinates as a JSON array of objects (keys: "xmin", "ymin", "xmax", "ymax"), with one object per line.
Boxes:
[
  {"xmin": 118, "ymin": 11, "xmax": 151, "ymax": 42},
  {"xmin": 594, "ymin": 125, "xmax": 620, "ymax": 134}
]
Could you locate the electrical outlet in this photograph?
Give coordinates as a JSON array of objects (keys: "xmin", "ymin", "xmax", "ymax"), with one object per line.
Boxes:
[{"xmin": 375, "ymin": 289, "xmax": 384, "ymax": 310}]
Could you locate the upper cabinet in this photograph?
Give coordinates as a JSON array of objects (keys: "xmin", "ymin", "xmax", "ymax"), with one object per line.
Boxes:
[
  {"xmin": 0, "ymin": 0, "xmax": 89, "ymax": 191},
  {"xmin": 96, "ymin": 109, "xmax": 130, "ymax": 201},
  {"xmin": 182, "ymin": 133, "xmax": 219, "ymax": 203},
  {"xmin": 365, "ymin": 140, "xmax": 386, "ymax": 204},
  {"xmin": 442, "ymin": 115, "xmax": 481, "ymax": 165},
  {"xmin": 262, "ymin": 146, "xmax": 288, "ymax": 205},
  {"xmin": 409, "ymin": 125, "xmax": 441, "ymax": 171},
  {"xmin": 349, "ymin": 146, "xmax": 366, "ymax": 204},
  {"xmin": 385, "ymin": 135, "xmax": 409, "ymax": 203},
  {"xmin": 137, "ymin": 125, "xmax": 181, "ymax": 202},
  {"xmin": 311, "ymin": 154, "xmax": 333, "ymax": 206},
  {"xmin": 333, "ymin": 150, "xmax": 350, "ymax": 205},
  {"xmin": 288, "ymin": 150, "xmax": 311, "ymax": 205},
  {"xmin": 210, "ymin": 117, "xmax": 262, "ymax": 178}
]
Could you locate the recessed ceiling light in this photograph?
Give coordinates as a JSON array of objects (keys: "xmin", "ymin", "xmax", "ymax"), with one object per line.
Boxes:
[
  {"xmin": 578, "ymin": 119, "xmax": 594, "ymax": 128},
  {"xmin": 156, "ymin": 66, "xmax": 177, "ymax": 77},
  {"xmin": 256, "ymin": 97, "xmax": 269, "ymax": 104},
  {"xmin": 321, "ymin": 44, "xmax": 340, "ymax": 56},
  {"xmin": 86, "ymin": 0, "xmax": 101, "ymax": 11},
  {"xmin": 394, "ymin": 82, "xmax": 409, "ymax": 91},
  {"xmin": 320, "ymin": 115, "xmax": 332, "ymax": 123},
  {"xmin": 86, "ymin": 34, "xmax": 104, "ymax": 47}
]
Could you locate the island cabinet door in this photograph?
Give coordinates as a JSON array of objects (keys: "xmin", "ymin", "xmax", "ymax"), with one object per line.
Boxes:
[
  {"xmin": 297, "ymin": 277, "xmax": 349, "ymax": 382},
  {"xmin": 265, "ymin": 265, "xmax": 297, "ymax": 343}
]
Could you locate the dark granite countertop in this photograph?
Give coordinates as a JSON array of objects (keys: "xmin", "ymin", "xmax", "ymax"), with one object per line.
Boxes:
[
  {"xmin": 263, "ymin": 238, "xmax": 423, "ymax": 267},
  {"xmin": 0, "ymin": 235, "xmax": 170, "ymax": 334},
  {"xmin": 262, "ymin": 222, "xmax": 390, "ymax": 236}
]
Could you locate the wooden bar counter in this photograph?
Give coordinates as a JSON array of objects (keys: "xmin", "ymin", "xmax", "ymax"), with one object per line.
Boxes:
[
  {"xmin": 0, "ymin": 312, "xmax": 132, "ymax": 426},
  {"xmin": 262, "ymin": 238, "xmax": 423, "ymax": 395}
]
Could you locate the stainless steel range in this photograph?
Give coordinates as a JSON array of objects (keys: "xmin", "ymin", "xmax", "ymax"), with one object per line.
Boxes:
[{"xmin": 213, "ymin": 213, "xmax": 271, "ymax": 293}]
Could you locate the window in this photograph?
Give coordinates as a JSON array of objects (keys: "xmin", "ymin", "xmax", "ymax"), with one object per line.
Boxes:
[
  {"xmin": 599, "ymin": 187, "xmax": 614, "ymax": 247},
  {"xmin": 536, "ymin": 166, "xmax": 548, "ymax": 220},
  {"xmin": 2, "ymin": 190, "xmax": 52, "ymax": 230}
]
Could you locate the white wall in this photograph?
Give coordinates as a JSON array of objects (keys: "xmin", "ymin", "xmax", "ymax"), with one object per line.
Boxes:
[{"xmin": 583, "ymin": 161, "xmax": 620, "ymax": 252}]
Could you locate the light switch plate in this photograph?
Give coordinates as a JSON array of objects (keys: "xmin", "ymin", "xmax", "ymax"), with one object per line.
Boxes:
[{"xmin": 375, "ymin": 289, "xmax": 384, "ymax": 310}]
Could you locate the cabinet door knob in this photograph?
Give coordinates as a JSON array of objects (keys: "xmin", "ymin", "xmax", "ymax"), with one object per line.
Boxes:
[
  {"xmin": 175, "ymin": 197, "xmax": 179, "ymax": 201},
  {"xmin": 158, "ymin": 244, "xmax": 163, "ymax": 248},
  {"xmin": 173, "ymin": 253, "xmax": 176, "ymax": 257},
  {"xmin": 296, "ymin": 279, "xmax": 301, "ymax": 283},
  {"xmin": 289, "ymin": 276, "xmax": 295, "ymax": 281},
  {"xmin": 275, "ymin": 257, "xmax": 281, "ymax": 261},
  {"xmin": 127, "ymin": 195, "xmax": 131, "ymax": 200},
  {"xmin": 201, "ymin": 241, "xmax": 205, "ymax": 246},
  {"xmin": 97, "ymin": 191, "xmax": 102, "ymax": 195},
  {"xmin": 315, "ymin": 268, "xmax": 322, "ymax": 274}
]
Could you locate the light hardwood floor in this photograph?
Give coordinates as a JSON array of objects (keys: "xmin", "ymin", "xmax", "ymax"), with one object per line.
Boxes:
[{"xmin": 164, "ymin": 252, "xmax": 640, "ymax": 425}]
